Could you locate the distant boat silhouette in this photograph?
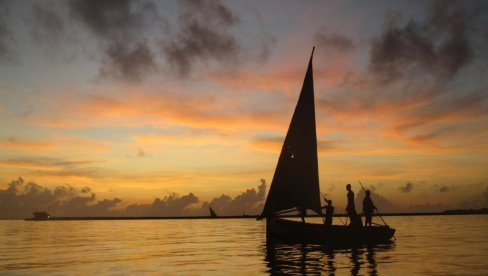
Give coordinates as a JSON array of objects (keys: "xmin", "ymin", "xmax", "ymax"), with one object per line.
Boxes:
[
  {"xmin": 25, "ymin": 212, "xmax": 50, "ymax": 221},
  {"xmin": 257, "ymin": 47, "xmax": 395, "ymax": 245},
  {"xmin": 209, "ymin": 207, "xmax": 218, "ymax": 218}
]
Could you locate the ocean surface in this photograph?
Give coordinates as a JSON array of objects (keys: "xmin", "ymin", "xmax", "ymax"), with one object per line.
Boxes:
[{"xmin": 1, "ymin": 215, "xmax": 487, "ymax": 275}]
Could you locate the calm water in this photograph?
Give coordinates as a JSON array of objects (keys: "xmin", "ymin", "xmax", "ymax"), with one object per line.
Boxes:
[{"xmin": 1, "ymin": 215, "xmax": 487, "ymax": 275}]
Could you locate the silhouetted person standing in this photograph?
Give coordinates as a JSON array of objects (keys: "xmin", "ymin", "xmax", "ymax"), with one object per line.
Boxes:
[
  {"xmin": 299, "ymin": 208, "xmax": 306, "ymax": 223},
  {"xmin": 324, "ymin": 200, "xmax": 334, "ymax": 226},
  {"xmin": 363, "ymin": 190, "xmax": 376, "ymax": 227},
  {"xmin": 346, "ymin": 184, "xmax": 361, "ymax": 227}
]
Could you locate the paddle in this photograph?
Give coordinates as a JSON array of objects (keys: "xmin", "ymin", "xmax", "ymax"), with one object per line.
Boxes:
[{"xmin": 358, "ymin": 181, "xmax": 389, "ymax": 227}]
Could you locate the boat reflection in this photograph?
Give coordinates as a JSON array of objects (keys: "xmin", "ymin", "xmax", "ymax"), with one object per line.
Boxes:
[{"xmin": 263, "ymin": 241, "xmax": 394, "ymax": 275}]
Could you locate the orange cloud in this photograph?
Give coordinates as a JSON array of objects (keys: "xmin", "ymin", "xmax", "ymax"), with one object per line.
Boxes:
[
  {"xmin": 249, "ymin": 136, "xmax": 343, "ymax": 153},
  {"xmin": 0, "ymin": 137, "xmax": 57, "ymax": 151},
  {"xmin": 208, "ymin": 68, "xmax": 301, "ymax": 94},
  {"xmin": 132, "ymin": 133, "xmax": 234, "ymax": 146},
  {"xmin": 0, "ymin": 159, "xmax": 60, "ymax": 171},
  {"xmin": 248, "ymin": 136, "xmax": 282, "ymax": 151},
  {"xmin": 29, "ymin": 89, "xmax": 290, "ymax": 134},
  {"xmin": 0, "ymin": 135, "xmax": 110, "ymax": 154}
]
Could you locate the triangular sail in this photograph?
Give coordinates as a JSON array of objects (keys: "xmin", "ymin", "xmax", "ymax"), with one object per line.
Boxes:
[
  {"xmin": 260, "ymin": 48, "xmax": 322, "ymax": 218},
  {"xmin": 209, "ymin": 207, "xmax": 218, "ymax": 218}
]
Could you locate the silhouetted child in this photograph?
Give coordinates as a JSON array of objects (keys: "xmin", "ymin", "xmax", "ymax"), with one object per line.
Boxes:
[{"xmin": 324, "ymin": 200, "xmax": 334, "ymax": 226}]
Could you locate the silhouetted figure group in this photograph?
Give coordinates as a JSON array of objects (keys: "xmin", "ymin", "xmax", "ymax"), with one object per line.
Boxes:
[
  {"xmin": 345, "ymin": 184, "xmax": 377, "ymax": 227},
  {"xmin": 321, "ymin": 184, "xmax": 378, "ymax": 227}
]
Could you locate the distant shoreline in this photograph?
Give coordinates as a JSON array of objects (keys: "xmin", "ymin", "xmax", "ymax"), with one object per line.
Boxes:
[{"xmin": 12, "ymin": 208, "xmax": 487, "ymax": 221}]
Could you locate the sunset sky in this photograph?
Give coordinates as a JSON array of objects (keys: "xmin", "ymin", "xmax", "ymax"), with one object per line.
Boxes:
[{"xmin": 1, "ymin": 0, "xmax": 487, "ymax": 216}]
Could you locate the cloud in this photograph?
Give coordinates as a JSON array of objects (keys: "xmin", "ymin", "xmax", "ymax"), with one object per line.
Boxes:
[
  {"xmin": 257, "ymin": 31, "xmax": 276, "ymax": 63},
  {"xmin": 162, "ymin": 0, "xmax": 240, "ymax": 77},
  {"xmin": 249, "ymin": 136, "xmax": 283, "ymax": 151},
  {"xmin": 0, "ymin": 137, "xmax": 57, "ymax": 151},
  {"xmin": 253, "ymin": 9, "xmax": 276, "ymax": 63},
  {"xmin": 135, "ymin": 192, "xmax": 200, "ymax": 217},
  {"xmin": 23, "ymin": 0, "xmax": 244, "ymax": 81},
  {"xmin": 406, "ymin": 202, "xmax": 448, "ymax": 213},
  {"xmin": 355, "ymin": 188, "xmax": 400, "ymax": 213},
  {"xmin": 30, "ymin": 90, "xmax": 290, "ymax": 134},
  {"xmin": 0, "ymin": 177, "xmax": 267, "ymax": 218},
  {"xmin": 434, "ymin": 184, "xmax": 451, "ymax": 193},
  {"xmin": 137, "ymin": 147, "xmax": 147, "ymax": 157},
  {"xmin": 483, "ymin": 186, "xmax": 488, "ymax": 204},
  {"xmin": 68, "ymin": 0, "xmax": 147, "ymax": 39},
  {"xmin": 0, "ymin": 157, "xmax": 100, "ymax": 180},
  {"xmin": 98, "ymin": 41, "xmax": 157, "ymax": 82},
  {"xmin": 30, "ymin": 3, "xmax": 65, "ymax": 47},
  {"xmin": 0, "ymin": 135, "xmax": 109, "ymax": 155},
  {"xmin": 0, "ymin": 177, "xmax": 121, "ymax": 218},
  {"xmin": 208, "ymin": 178, "xmax": 266, "ymax": 216},
  {"xmin": 315, "ymin": 31, "xmax": 355, "ymax": 54},
  {"xmin": 68, "ymin": 0, "xmax": 159, "ymax": 82},
  {"xmin": 0, "ymin": 0, "xmax": 14, "ymax": 62},
  {"xmin": 399, "ymin": 182, "xmax": 414, "ymax": 193},
  {"xmin": 369, "ymin": 1, "xmax": 487, "ymax": 83},
  {"xmin": 208, "ymin": 68, "xmax": 302, "ymax": 94},
  {"xmin": 249, "ymin": 135, "xmax": 342, "ymax": 153}
]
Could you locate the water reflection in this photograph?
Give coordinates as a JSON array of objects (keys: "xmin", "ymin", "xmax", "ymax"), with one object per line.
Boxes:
[{"xmin": 264, "ymin": 241, "xmax": 394, "ymax": 275}]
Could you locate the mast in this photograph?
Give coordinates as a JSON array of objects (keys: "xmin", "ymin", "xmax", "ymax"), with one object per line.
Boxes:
[{"xmin": 259, "ymin": 47, "xmax": 321, "ymax": 219}]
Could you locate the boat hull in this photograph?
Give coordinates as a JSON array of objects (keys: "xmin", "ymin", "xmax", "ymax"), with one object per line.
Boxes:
[{"xmin": 266, "ymin": 218, "xmax": 395, "ymax": 245}]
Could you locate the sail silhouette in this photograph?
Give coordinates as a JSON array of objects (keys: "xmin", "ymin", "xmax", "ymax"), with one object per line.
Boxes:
[
  {"xmin": 258, "ymin": 47, "xmax": 395, "ymax": 245},
  {"xmin": 260, "ymin": 47, "xmax": 322, "ymax": 218},
  {"xmin": 209, "ymin": 207, "xmax": 218, "ymax": 218}
]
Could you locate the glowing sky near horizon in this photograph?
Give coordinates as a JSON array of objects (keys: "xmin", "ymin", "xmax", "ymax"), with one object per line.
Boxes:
[{"xmin": 1, "ymin": 0, "xmax": 487, "ymax": 213}]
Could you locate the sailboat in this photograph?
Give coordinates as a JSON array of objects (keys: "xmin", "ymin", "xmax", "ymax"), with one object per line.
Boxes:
[
  {"xmin": 258, "ymin": 47, "xmax": 395, "ymax": 245},
  {"xmin": 209, "ymin": 207, "xmax": 218, "ymax": 218}
]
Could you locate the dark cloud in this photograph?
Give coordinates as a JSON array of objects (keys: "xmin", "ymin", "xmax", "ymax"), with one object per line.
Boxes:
[
  {"xmin": 30, "ymin": 3, "xmax": 65, "ymax": 46},
  {"xmin": 210, "ymin": 178, "xmax": 266, "ymax": 216},
  {"xmin": 146, "ymin": 192, "xmax": 199, "ymax": 216},
  {"xmin": 0, "ymin": 177, "xmax": 122, "ymax": 218},
  {"xmin": 69, "ymin": 0, "xmax": 145, "ymax": 39},
  {"xmin": 3, "ymin": 0, "xmax": 244, "ymax": 81},
  {"xmin": 257, "ymin": 31, "xmax": 276, "ymax": 63},
  {"xmin": 399, "ymin": 182, "xmax": 414, "ymax": 193},
  {"xmin": 68, "ymin": 0, "xmax": 159, "ymax": 82},
  {"xmin": 369, "ymin": 1, "xmax": 487, "ymax": 83},
  {"xmin": 0, "ymin": 157, "xmax": 101, "ymax": 180},
  {"xmin": 0, "ymin": 178, "xmax": 267, "ymax": 218},
  {"xmin": 483, "ymin": 186, "xmax": 488, "ymax": 204},
  {"xmin": 438, "ymin": 186, "xmax": 449, "ymax": 192},
  {"xmin": 434, "ymin": 184, "xmax": 450, "ymax": 193},
  {"xmin": 355, "ymin": 188, "xmax": 400, "ymax": 213},
  {"xmin": 163, "ymin": 0, "xmax": 240, "ymax": 77},
  {"xmin": 407, "ymin": 202, "xmax": 448, "ymax": 213},
  {"xmin": 0, "ymin": 0, "xmax": 14, "ymax": 62},
  {"xmin": 254, "ymin": 9, "xmax": 276, "ymax": 63},
  {"xmin": 123, "ymin": 179, "xmax": 266, "ymax": 217},
  {"xmin": 315, "ymin": 31, "xmax": 355, "ymax": 54},
  {"xmin": 98, "ymin": 41, "xmax": 157, "ymax": 82},
  {"xmin": 137, "ymin": 147, "xmax": 147, "ymax": 157}
]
